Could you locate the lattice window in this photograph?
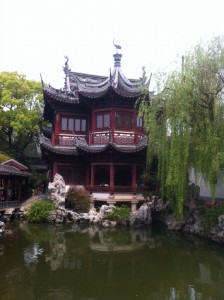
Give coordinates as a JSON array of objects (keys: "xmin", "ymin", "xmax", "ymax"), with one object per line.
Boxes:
[
  {"xmin": 61, "ymin": 117, "xmax": 87, "ymax": 133},
  {"xmin": 96, "ymin": 112, "xmax": 110, "ymax": 129},
  {"xmin": 115, "ymin": 112, "xmax": 132, "ymax": 129}
]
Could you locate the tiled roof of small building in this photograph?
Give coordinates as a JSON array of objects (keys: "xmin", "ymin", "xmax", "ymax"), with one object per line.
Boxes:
[{"xmin": 0, "ymin": 164, "xmax": 30, "ymax": 177}]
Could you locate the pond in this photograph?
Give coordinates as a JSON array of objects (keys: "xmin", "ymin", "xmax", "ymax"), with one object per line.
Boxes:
[{"xmin": 0, "ymin": 221, "xmax": 224, "ymax": 300}]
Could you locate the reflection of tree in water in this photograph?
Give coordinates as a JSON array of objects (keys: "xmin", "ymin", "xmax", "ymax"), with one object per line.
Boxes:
[{"xmin": 19, "ymin": 222, "xmax": 52, "ymax": 242}]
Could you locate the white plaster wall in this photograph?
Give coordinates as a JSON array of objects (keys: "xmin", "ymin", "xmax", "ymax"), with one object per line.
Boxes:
[{"xmin": 190, "ymin": 171, "xmax": 224, "ymax": 200}]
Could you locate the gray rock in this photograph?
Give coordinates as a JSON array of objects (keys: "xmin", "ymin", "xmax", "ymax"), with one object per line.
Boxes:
[
  {"xmin": 0, "ymin": 221, "xmax": 5, "ymax": 234},
  {"xmin": 183, "ymin": 210, "xmax": 205, "ymax": 236},
  {"xmin": 209, "ymin": 214, "xmax": 224, "ymax": 244},
  {"xmin": 2, "ymin": 208, "xmax": 15, "ymax": 222},
  {"xmin": 48, "ymin": 173, "xmax": 66, "ymax": 208},
  {"xmin": 165, "ymin": 214, "xmax": 183, "ymax": 231}
]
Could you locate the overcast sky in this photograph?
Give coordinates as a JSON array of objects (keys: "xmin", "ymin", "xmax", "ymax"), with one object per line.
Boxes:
[{"xmin": 1, "ymin": 0, "xmax": 223, "ymax": 89}]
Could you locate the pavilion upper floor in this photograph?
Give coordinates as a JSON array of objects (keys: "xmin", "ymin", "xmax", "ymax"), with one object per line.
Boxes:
[{"xmin": 49, "ymin": 107, "xmax": 146, "ymax": 147}]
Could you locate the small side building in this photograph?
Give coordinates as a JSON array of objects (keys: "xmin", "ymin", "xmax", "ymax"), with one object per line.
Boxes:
[{"xmin": 0, "ymin": 159, "xmax": 30, "ymax": 208}]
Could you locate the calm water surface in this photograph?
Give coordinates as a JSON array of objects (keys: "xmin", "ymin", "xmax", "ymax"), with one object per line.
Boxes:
[{"xmin": 0, "ymin": 221, "xmax": 224, "ymax": 300}]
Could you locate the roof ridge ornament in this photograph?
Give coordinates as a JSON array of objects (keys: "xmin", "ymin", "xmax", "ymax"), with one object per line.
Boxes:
[{"xmin": 63, "ymin": 56, "xmax": 71, "ymax": 92}]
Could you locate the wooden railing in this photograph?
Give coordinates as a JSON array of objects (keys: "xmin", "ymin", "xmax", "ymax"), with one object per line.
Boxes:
[
  {"xmin": 89, "ymin": 131, "xmax": 145, "ymax": 145},
  {"xmin": 0, "ymin": 200, "xmax": 20, "ymax": 208},
  {"xmin": 86, "ymin": 185, "xmax": 150, "ymax": 193},
  {"xmin": 52, "ymin": 132, "xmax": 145, "ymax": 146},
  {"xmin": 53, "ymin": 134, "xmax": 86, "ymax": 146}
]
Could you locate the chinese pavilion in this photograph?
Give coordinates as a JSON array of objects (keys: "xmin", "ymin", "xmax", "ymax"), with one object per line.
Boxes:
[{"xmin": 40, "ymin": 48, "xmax": 152, "ymax": 207}]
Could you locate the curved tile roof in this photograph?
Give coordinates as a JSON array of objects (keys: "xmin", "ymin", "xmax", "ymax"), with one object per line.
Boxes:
[
  {"xmin": 39, "ymin": 135, "xmax": 78, "ymax": 156},
  {"xmin": 42, "ymin": 51, "xmax": 149, "ymax": 103},
  {"xmin": 68, "ymin": 53, "xmax": 145, "ymax": 99},
  {"xmin": 42, "ymin": 80, "xmax": 79, "ymax": 104},
  {"xmin": 39, "ymin": 135, "xmax": 147, "ymax": 156}
]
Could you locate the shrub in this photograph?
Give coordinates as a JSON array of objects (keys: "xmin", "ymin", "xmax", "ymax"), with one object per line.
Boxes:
[
  {"xmin": 26, "ymin": 199, "xmax": 55, "ymax": 223},
  {"xmin": 107, "ymin": 205, "xmax": 131, "ymax": 222},
  {"xmin": 28, "ymin": 171, "xmax": 47, "ymax": 190},
  {"xmin": 65, "ymin": 187, "xmax": 90, "ymax": 213}
]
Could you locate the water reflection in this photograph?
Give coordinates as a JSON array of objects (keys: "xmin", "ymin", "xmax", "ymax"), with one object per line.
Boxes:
[
  {"xmin": 24, "ymin": 243, "xmax": 44, "ymax": 265},
  {"xmin": 0, "ymin": 222, "xmax": 224, "ymax": 300}
]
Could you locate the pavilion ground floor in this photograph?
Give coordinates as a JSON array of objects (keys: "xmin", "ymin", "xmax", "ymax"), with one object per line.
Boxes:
[
  {"xmin": 51, "ymin": 159, "xmax": 157, "ymax": 209},
  {"xmin": 52, "ymin": 160, "xmax": 152, "ymax": 193}
]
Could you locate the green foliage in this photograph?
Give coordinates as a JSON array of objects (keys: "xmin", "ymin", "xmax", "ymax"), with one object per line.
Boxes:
[
  {"xmin": 0, "ymin": 151, "xmax": 10, "ymax": 163},
  {"xmin": 26, "ymin": 199, "xmax": 55, "ymax": 223},
  {"xmin": 107, "ymin": 205, "xmax": 131, "ymax": 222},
  {"xmin": 0, "ymin": 71, "xmax": 43, "ymax": 160},
  {"xmin": 203, "ymin": 206, "xmax": 224, "ymax": 231},
  {"xmin": 65, "ymin": 187, "xmax": 90, "ymax": 213},
  {"xmin": 28, "ymin": 171, "xmax": 47, "ymax": 189},
  {"xmin": 139, "ymin": 36, "xmax": 224, "ymax": 217}
]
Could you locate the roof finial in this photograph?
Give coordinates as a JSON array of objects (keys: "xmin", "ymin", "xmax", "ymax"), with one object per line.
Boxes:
[
  {"xmin": 113, "ymin": 40, "xmax": 122, "ymax": 68},
  {"xmin": 63, "ymin": 56, "xmax": 70, "ymax": 74},
  {"xmin": 113, "ymin": 39, "xmax": 122, "ymax": 52}
]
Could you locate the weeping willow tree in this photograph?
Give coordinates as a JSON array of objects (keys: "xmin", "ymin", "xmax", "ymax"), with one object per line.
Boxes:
[{"xmin": 139, "ymin": 36, "xmax": 224, "ymax": 217}]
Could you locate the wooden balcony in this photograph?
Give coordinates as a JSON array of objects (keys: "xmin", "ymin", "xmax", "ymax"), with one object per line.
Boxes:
[
  {"xmin": 89, "ymin": 131, "xmax": 145, "ymax": 145},
  {"xmin": 52, "ymin": 131, "xmax": 146, "ymax": 146},
  {"xmin": 53, "ymin": 134, "xmax": 86, "ymax": 146}
]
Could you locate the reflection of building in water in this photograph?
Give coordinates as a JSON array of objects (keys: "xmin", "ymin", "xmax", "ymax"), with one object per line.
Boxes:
[
  {"xmin": 7, "ymin": 223, "xmax": 224, "ymax": 300},
  {"xmin": 45, "ymin": 232, "xmax": 67, "ymax": 271},
  {"xmin": 90, "ymin": 228, "xmax": 160, "ymax": 252},
  {"xmin": 61, "ymin": 256, "xmax": 82, "ymax": 270},
  {"xmin": 168, "ymin": 286, "xmax": 203, "ymax": 300},
  {"xmin": 196, "ymin": 263, "xmax": 213, "ymax": 285}
]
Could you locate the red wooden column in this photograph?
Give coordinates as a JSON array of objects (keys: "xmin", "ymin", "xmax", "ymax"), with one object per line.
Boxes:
[
  {"xmin": 132, "ymin": 164, "xmax": 137, "ymax": 193},
  {"xmin": 110, "ymin": 109, "xmax": 115, "ymax": 143},
  {"xmin": 52, "ymin": 113, "xmax": 60, "ymax": 145},
  {"xmin": 90, "ymin": 163, "xmax": 94, "ymax": 186},
  {"xmin": 18, "ymin": 180, "xmax": 22, "ymax": 202},
  {"xmin": 133, "ymin": 110, "xmax": 137, "ymax": 144},
  {"xmin": 110, "ymin": 163, "xmax": 114, "ymax": 194},
  {"xmin": 52, "ymin": 162, "xmax": 58, "ymax": 180},
  {"xmin": 0, "ymin": 177, "xmax": 2, "ymax": 202},
  {"xmin": 5, "ymin": 178, "xmax": 9, "ymax": 202},
  {"xmin": 91, "ymin": 111, "xmax": 96, "ymax": 144},
  {"xmin": 85, "ymin": 165, "xmax": 89, "ymax": 186}
]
